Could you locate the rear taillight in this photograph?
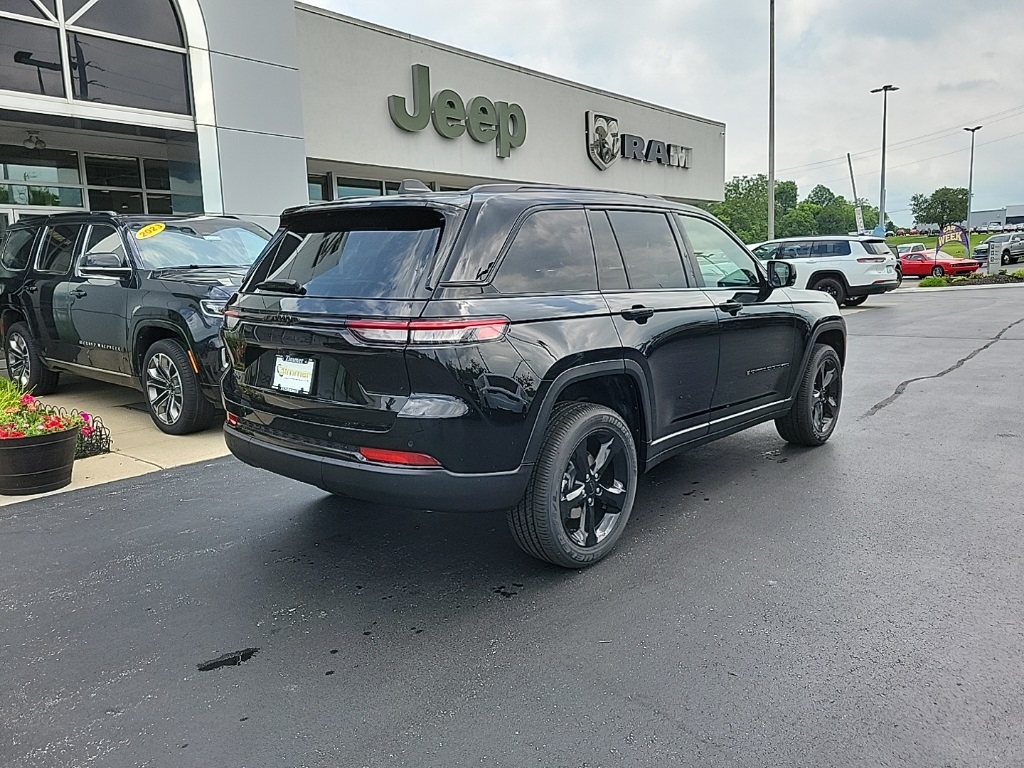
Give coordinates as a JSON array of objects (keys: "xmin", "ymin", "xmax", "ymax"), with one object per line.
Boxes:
[
  {"xmin": 225, "ymin": 412, "xmax": 239, "ymax": 426},
  {"xmin": 346, "ymin": 317, "xmax": 510, "ymax": 346},
  {"xmin": 857, "ymin": 257, "xmax": 887, "ymax": 263},
  {"xmin": 358, "ymin": 447, "xmax": 441, "ymax": 467}
]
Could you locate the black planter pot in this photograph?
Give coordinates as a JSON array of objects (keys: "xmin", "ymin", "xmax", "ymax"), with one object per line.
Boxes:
[{"xmin": 0, "ymin": 427, "xmax": 80, "ymax": 495}]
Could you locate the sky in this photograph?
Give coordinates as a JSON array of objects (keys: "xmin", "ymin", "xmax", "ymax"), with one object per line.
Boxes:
[{"xmin": 310, "ymin": 0, "xmax": 1024, "ymax": 225}]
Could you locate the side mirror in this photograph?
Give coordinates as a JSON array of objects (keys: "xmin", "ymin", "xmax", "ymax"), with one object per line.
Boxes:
[
  {"xmin": 80, "ymin": 252, "xmax": 132, "ymax": 279},
  {"xmin": 767, "ymin": 259, "xmax": 797, "ymax": 289}
]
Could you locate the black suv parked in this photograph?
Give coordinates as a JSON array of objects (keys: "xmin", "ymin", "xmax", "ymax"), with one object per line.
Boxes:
[
  {"xmin": 223, "ymin": 184, "xmax": 846, "ymax": 567},
  {"xmin": 0, "ymin": 212, "xmax": 269, "ymax": 433}
]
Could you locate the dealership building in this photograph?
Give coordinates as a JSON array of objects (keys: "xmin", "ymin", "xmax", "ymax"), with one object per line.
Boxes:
[{"xmin": 0, "ymin": 0, "xmax": 726, "ymax": 234}]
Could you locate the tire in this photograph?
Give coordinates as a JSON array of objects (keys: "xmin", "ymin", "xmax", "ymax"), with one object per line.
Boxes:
[
  {"xmin": 5, "ymin": 322, "xmax": 59, "ymax": 395},
  {"xmin": 1002, "ymin": 251, "xmax": 1011, "ymax": 266},
  {"xmin": 931, "ymin": 265, "xmax": 944, "ymax": 277},
  {"xmin": 142, "ymin": 338, "xmax": 216, "ymax": 435},
  {"xmin": 775, "ymin": 344, "xmax": 843, "ymax": 447},
  {"xmin": 507, "ymin": 403, "xmax": 638, "ymax": 568},
  {"xmin": 843, "ymin": 296, "xmax": 868, "ymax": 307},
  {"xmin": 811, "ymin": 277, "xmax": 846, "ymax": 305},
  {"xmin": 894, "ymin": 268, "xmax": 903, "ymax": 288}
]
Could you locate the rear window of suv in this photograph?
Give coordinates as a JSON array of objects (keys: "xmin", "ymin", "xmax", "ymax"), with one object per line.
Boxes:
[
  {"xmin": 861, "ymin": 241, "xmax": 891, "ymax": 255},
  {"xmin": 246, "ymin": 207, "xmax": 446, "ymax": 299}
]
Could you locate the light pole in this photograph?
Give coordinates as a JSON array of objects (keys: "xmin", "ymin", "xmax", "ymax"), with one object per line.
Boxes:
[
  {"xmin": 767, "ymin": 0, "xmax": 776, "ymax": 239},
  {"xmin": 964, "ymin": 125, "xmax": 982, "ymax": 241},
  {"xmin": 871, "ymin": 84, "xmax": 898, "ymax": 235}
]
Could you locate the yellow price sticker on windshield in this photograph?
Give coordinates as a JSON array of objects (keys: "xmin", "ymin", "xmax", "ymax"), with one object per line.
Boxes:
[{"xmin": 136, "ymin": 223, "xmax": 166, "ymax": 240}]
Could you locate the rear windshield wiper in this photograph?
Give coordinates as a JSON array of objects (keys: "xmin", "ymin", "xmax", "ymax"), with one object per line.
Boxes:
[{"xmin": 255, "ymin": 278, "xmax": 307, "ymax": 295}]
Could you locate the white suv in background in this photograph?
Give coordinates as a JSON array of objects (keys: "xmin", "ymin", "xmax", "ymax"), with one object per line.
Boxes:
[{"xmin": 749, "ymin": 236, "xmax": 900, "ymax": 307}]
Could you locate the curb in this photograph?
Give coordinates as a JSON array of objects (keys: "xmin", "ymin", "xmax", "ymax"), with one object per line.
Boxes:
[{"xmin": 894, "ymin": 281, "xmax": 1024, "ymax": 294}]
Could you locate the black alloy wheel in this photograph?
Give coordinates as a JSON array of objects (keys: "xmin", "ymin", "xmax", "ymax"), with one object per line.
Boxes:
[
  {"xmin": 775, "ymin": 343, "xmax": 843, "ymax": 446},
  {"xmin": 4, "ymin": 322, "xmax": 59, "ymax": 395},
  {"xmin": 143, "ymin": 338, "xmax": 216, "ymax": 435},
  {"xmin": 812, "ymin": 277, "xmax": 846, "ymax": 305},
  {"xmin": 508, "ymin": 403, "xmax": 638, "ymax": 568}
]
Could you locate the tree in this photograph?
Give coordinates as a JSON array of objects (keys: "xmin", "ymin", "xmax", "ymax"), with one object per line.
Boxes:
[
  {"xmin": 910, "ymin": 187, "xmax": 969, "ymax": 228},
  {"xmin": 806, "ymin": 184, "xmax": 838, "ymax": 208},
  {"xmin": 707, "ymin": 174, "xmax": 801, "ymax": 243},
  {"xmin": 777, "ymin": 205, "xmax": 818, "ymax": 238}
]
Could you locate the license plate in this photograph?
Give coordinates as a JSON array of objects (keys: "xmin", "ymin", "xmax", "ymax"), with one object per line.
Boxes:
[{"xmin": 273, "ymin": 354, "xmax": 316, "ymax": 395}]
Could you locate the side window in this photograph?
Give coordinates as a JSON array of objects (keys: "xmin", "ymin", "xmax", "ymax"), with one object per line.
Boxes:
[
  {"xmin": 37, "ymin": 225, "xmax": 83, "ymax": 275},
  {"xmin": 587, "ymin": 210, "xmax": 628, "ymax": 291},
  {"xmin": 811, "ymin": 240, "xmax": 852, "ymax": 257},
  {"xmin": 0, "ymin": 229, "xmax": 37, "ymax": 271},
  {"xmin": 243, "ymin": 230, "xmax": 303, "ymax": 290},
  {"xmin": 751, "ymin": 243, "xmax": 778, "ymax": 260},
  {"xmin": 492, "ymin": 209, "xmax": 597, "ymax": 294},
  {"xmin": 83, "ymin": 225, "xmax": 128, "ymax": 266},
  {"xmin": 677, "ymin": 215, "xmax": 761, "ymax": 289},
  {"xmin": 606, "ymin": 210, "xmax": 687, "ymax": 290}
]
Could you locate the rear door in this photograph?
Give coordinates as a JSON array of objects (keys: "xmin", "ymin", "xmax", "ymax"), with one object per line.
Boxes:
[
  {"xmin": 595, "ymin": 208, "xmax": 719, "ymax": 446},
  {"xmin": 27, "ymin": 222, "xmax": 87, "ymax": 365},
  {"xmin": 676, "ymin": 214, "xmax": 799, "ymax": 431},
  {"xmin": 227, "ymin": 206, "xmax": 452, "ymax": 434}
]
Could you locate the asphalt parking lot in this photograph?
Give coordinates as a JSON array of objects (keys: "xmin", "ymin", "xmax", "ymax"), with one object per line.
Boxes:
[{"xmin": 2, "ymin": 287, "xmax": 1023, "ymax": 767}]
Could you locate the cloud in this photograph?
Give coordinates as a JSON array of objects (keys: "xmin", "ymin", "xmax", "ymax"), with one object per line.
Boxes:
[{"xmin": 309, "ymin": 0, "xmax": 1024, "ymax": 220}]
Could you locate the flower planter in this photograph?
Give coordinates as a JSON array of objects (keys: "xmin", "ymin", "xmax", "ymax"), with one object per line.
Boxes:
[{"xmin": 0, "ymin": 427, "xmax": 80, "ymax": 495}]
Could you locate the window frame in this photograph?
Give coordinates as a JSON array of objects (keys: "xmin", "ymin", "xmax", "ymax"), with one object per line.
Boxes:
[
  {"xmin": 34, "ymin": 221, "xmax": 85, "ymax": 275},
  {"xmin": 595, "ymin": 207, "xmax": 694, "ymax": 292},
  {"xmin": 74, "ymin": 222, "xmax": 131, "ymax": 276},
  {"xmin": 487, "ymin": 206, "xmax": 600, "ymax": 296},
  {"xmin": 674, "ymin": 213, "xmax": 766, "ymax": 291}
]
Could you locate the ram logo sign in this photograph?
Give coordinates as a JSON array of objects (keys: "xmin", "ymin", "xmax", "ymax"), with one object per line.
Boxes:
[{"xmin": 586, "ymin": 111, "xmax": 691, "ymax": 172}]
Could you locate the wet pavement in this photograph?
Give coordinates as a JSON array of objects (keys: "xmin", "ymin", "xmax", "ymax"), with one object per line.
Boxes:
[{"xmin": 2, "ymin": 287, "xmax": 1023, "ymax": 767}]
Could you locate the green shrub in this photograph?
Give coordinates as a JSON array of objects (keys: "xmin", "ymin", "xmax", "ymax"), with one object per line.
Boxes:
[
  {"xmin": 918, "ymin": 276, "xmax": 950, "ymax": 287},
  {"xmin": 1011, "ymin": 269, "xmax": 1024, "ymax": 280}
]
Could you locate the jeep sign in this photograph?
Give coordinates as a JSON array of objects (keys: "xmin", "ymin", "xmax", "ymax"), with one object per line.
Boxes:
[{"xmin": 388, "ymin": 64, "xmax": 527, "ymax": 158}]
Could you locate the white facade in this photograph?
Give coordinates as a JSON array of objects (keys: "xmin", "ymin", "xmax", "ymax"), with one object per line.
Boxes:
[{"xmin": 0, "ymin": 0, "xmax": 726, "ymax": 236}]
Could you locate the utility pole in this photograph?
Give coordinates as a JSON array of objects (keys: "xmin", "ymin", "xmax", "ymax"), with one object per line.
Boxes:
[
  {"xmin": 767, "ymin": 0, "xmax": 776, "ymax": 239},
  {"xmin": 964, "ymin": 125, "xmax": 982, "ymax": 268},
  {"xmin": 847, "ymin": 153, "xmax": 864, "ymax": 234},
  {"xmin": 871, "ymin": 84, "xmax": 898, "ymax": 236}
]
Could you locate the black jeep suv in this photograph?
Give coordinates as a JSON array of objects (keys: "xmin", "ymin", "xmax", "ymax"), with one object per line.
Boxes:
[
  {"xmin": 222, "ymin": 184, "xmax": 846, "ymax": 567},
  {"xmin": 0, "ymin": 212, "xmax": 269, "ymax": 434}
]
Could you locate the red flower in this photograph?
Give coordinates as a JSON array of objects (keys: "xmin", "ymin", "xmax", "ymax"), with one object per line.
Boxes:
[{"xmin": 19, "ymin": 393, "xmax": 35, "ymax": 406}]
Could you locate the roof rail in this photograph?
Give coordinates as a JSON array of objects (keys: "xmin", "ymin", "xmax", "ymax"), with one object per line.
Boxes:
[{"xmin": 467, "ymin": 182, "xmax": 665, "ymax": 200}]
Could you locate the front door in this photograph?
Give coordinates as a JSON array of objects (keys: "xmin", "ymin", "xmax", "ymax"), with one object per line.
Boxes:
[
  {"xmin": 66, "ymin": 224, "xmax": 131, "ymax": 373},
  {"xmin": 675, "ymin": 214, "xmax": 800, "ymax": 432}
]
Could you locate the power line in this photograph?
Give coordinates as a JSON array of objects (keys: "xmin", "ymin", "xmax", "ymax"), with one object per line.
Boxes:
[{"xmin": 778, "ymin": 102, "xmax": 1024, "ymax": 174}]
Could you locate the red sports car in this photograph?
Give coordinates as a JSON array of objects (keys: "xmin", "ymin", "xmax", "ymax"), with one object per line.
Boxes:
[{"xmin": 899, "ymin": 251, "xmax": 980, "ymax": 277}]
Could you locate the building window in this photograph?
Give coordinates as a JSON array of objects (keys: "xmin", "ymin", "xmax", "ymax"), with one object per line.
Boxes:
[
  {"xmin": 0, "ymin": 0, "xmax": 190, "ymax": 115},
  {"xmin": 336, "ymin": 178, "xmax": 383, "ymax": 199},
  {"xmin": 308, "ymin": 174, "xmax": 330, "ymax": 203}
]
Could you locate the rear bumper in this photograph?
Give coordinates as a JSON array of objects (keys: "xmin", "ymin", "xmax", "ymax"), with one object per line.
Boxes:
[
  {"xmin": 847, "ymin": 279, "xmax": 899, "ymax": 297},
  {"xmin": 224, "ymin": 424, "xmax": 532, "ymax": 513}
]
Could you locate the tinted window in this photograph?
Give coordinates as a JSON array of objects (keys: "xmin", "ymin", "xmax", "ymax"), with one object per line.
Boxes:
[
  {"xmin": 862, "ymin": 241, "xmax": 892, "ymax": 256},
  {"xmin": 129, "ymin": 219, "xmax": 269, "ymax": 269},
  {"xmin": 88, "ymin": 189, "xmax": 144, "ymax": 213},
  {"xmin": 71, "ymin": 0, "xmax": 184, "ymax": 47},
  {"xmin": 0, "ymin": 19, "xmax": 65, "ymax": 97},
  {"xmin": 254, "ymin": 208, "xmax": 445, "ymax": 299},
  {"xmin": 143, "ymin": 159, "xmax": 171, "ymax": 191},
  {"xmin": 493, "ymin": 210, "xmax": 597, "ymax": 294},
  {"xmin": 0, "ymin": 145, "xmax": 80, "ymax": 184},
  {"xmin": 677, "ymin": 215, "xmax": 760, "ymax": 289},
  {"xmin": 1, "ymin": 229, "xmax": 36, "ymax": 271},
  {"xmin": 587, "ymin": 210, "xmax": 628, "ymax": 291},
  {"xmin": 85, "ymin": 156, "xmax": 141, "ymax": 188},
  {"xmin": 38, "ymin": 224, "xmax": 83, "ymax": 274},
  {"xmin": 83, "ymin": 225, "xmax": 127, "ymax": 265},
  {"xmin": 809, "ymin": 240, "xmax": 852, "ymax": 257},
  {"xmin": 67, "ymin": 32, "xmax": 190, "ymax": 114},
  {"xmin": 607, "ymin": 211, "xmax": 687, "ymax": 290}
]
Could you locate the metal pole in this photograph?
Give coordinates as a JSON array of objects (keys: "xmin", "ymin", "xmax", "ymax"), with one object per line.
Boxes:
[
  {"xmin": 767, "ymin": 0, "xmax": 775, "ymax": 240},
  {"xmin": 871, "ymin": 85, "xmax": 898, "ymax": 235},
  {"xmin": 964, "ymin": 125, "xmax": 982, "ymax": 267},
  {"xmin": 847, "ymin": 153, "xmax": 859, "ymax": 202}
]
